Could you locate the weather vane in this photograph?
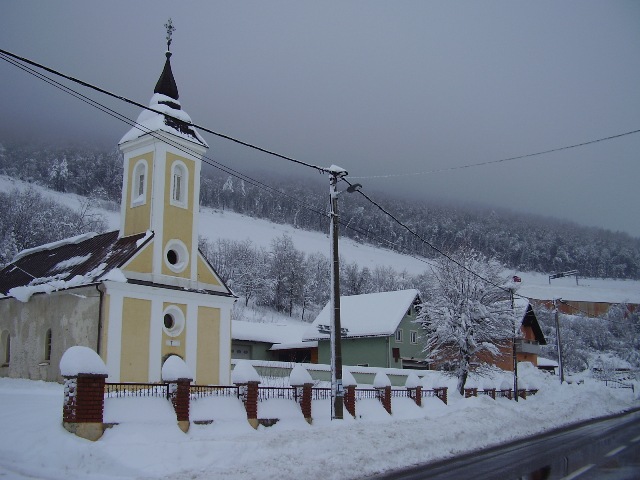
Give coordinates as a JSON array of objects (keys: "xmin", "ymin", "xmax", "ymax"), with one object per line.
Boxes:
[{"xmin": 164, "ymin": 18, "xmax": 176, "ymax": 51}]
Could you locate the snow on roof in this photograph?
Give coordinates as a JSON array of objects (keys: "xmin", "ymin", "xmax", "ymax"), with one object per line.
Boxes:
[
  {"xmin": 119, "ymin": 93, "xmax": 207, "ymax": 147},
  {"xmin": 536, "ymin": 357, "xmax": 559, "ymax": 368},
  {"xmin": 304, "ymin": 289, "xmax": 420, "ymax": 341},
  {"xmin": 13, "ymin": 233, "xmax": 97, "ymax": 262},
  {"xmin": 232, "ymin": 319, "xmax": 311, "ymax": 346},
  {"xmin": 0, "ymin": 230, "xmax": 151, "ymax": 301}
]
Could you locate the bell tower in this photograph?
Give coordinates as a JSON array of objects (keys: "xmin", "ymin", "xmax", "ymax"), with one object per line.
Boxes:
[{"xmin": 118, "ymin": 19, "xmax": 208, "ymax": 286}]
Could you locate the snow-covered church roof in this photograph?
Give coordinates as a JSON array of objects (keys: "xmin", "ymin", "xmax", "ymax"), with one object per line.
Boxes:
[
  {"xmin": 303, "ymin": 289, "xmax": 421, "ymax": 341},
  {"xmin": 119, "ymin": 51, "xmax": 207, "ymax": 147},
  {"xmin": 0, "ymin": 230, "xmax": 152, "ymax": 302}
]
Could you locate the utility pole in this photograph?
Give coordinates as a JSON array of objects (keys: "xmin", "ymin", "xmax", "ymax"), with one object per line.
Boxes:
[
  {"xmin": 328, "ymin": 165, "xmax": 347, "ymax": 420},
  {"xmin": 553, "ymin": 298, "xmax": 564, "ymax": 384},
  {"xmin": 510, "ymin": 289, "xmax": 518, "ymax": 402}
]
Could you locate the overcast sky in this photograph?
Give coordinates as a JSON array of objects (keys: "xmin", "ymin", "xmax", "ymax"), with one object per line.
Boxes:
[{"xmin": 1, "ymin": 1, "xmax": 639, "ymax": 237}]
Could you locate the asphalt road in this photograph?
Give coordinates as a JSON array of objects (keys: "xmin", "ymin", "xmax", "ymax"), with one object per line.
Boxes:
[{"xmin": 370, "ymin": 408, "xmax": 640, "ymax": 480}]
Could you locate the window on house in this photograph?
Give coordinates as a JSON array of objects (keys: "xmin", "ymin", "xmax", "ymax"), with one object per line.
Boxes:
[
  {"xmin": 410, "ymin": 330, "xmax": 418, "ymax": 344},
  {"xmin": 44, "ymin": 329, "xmax": 52, "ymax": 362},
  {"xmin": 1, "ymin": 331, "xmax": 10, "ymax": 366},
  {"xmin": 131, "ymin": 160, "xmax": 148, "ymax": 206},
  {"xmin": 395, "ymin": 329, "xmax": 403, "ymax": 343},
  {"xmin": 170, "ymin": 162, "xmax": 188, "ymax": 208}
]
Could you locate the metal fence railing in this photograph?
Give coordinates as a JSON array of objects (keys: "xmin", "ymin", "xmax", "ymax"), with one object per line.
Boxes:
[
  {"xmin": 257, "ymin": 386, "xmax": 297, "ymax": 402},
  {"xmin": 104, "ymin": 383, "xmax": 169, "ymax": 399},
  {"xmin": 190, "ymin": 385, "xmax": 240, "ymax": 400}
]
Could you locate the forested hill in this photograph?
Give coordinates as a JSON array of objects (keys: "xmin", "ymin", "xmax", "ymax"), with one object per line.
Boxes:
[{"xmin": 1, "ymin": 140, "xmax": 639, "ymax": 279}]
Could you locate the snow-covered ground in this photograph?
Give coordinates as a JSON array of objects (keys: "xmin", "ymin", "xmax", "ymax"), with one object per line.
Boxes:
[
  {"xmin": 2, "ymin": 176, "xmax": 640, "ymax": 478},
  {"xmin": 0, "ymin": 366, "xmax": 638, "ymax": 480}
]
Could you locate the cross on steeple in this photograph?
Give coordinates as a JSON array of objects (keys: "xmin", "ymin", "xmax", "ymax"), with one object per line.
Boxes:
[{"xmin": 165, "ymin": 18, "xmax": 176, "ymax": 51}]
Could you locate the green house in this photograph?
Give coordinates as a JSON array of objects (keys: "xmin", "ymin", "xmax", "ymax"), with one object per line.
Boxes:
[{"xmin": 303, "ymin": 289, "xmax": 426, "ymax": 369}]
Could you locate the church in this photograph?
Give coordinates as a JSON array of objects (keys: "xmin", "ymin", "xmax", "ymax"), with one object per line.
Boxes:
[{"xmin": 0, "ymin": 37, "xmax": 236, "ymax": 384}]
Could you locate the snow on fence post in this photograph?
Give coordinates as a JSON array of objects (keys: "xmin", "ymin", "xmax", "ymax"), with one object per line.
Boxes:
[
  {"xmin": 59, "ymin": 346, "xmax": 108, "ymax": 441},
  {"xmin": 162, "ymin": 356, "xmax": 193, "ymax": 433},
  {"xmin": 374, "ymin": 372, "xmax": 392, "ymax": 414},
  {"xmin": 464, "ymin": 378, "xmax": 479, "ymax": 398},
  {"xmin": 500, "ymin": 378, "xmax": 512, "ymax": 400},
  {"xmin": 232, "ymin": 361, "xmax": 261, "ymax": 429},
  {"xmin": 290, "ymin": 364, "xmax": 313, "ymax": 424},
  {"xmin": 434, "ymin": 387, "xmax": 448, "ymax": 405},
  {"xmin": 343, "ymin": 368, "xmax": 358, "ymax": 417},
  {"xmin": 405, "ymin": 373, "xmax": 422, "ymax": 407}
]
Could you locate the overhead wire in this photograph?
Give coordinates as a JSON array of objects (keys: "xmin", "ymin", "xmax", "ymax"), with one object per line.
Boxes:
[
  {"xmin": 342, "ymin": 178, "xmax": 512, "ymax": 294},
  {"xmin": 2, "ymin": 48, "xmax": 636, "ymax": 302},
  {"xmin": 0, "ymin": 50, "xmax": 439, "ymax": 271},
  {"xmin": 0, "ymin": 47, "xmax": 329, "ymax": 175},
  {"xmin": 0, "ymin": 51, "xmax": 328, "ymax": 220},
  {"xmin": 348, "ymin": 130, "xmax": 640, "ymax": 180}
]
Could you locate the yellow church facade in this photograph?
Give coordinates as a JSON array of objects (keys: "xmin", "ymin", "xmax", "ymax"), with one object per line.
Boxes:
[{"xmin": 0, "ymin": 46, "xmax": 236, "ymax": 384}]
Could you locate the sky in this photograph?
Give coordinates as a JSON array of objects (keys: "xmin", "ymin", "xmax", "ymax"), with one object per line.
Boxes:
[{"xmin": 1, "ymin": 1, "xmax": 639, "ymax": 237}]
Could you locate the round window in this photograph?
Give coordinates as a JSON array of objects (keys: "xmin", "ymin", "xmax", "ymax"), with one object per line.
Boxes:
[
  {"xmin": 162, "ymin": 306, "xmax": 185, "ymax": 337},
  {"xmin": 164, "ymin": 240, "xmax": 189, "ymax": 273},
  {"xmin": 164, "ymin": 313, "xmax": 175, "ymax": 330}
]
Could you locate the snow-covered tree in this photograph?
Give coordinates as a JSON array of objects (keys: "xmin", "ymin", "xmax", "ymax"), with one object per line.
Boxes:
[{"xmin": 416, "ymin": 248, "xmax": 516, "ymax": 395}]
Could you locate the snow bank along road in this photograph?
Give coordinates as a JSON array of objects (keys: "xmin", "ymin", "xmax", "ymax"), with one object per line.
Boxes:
[{"xmin": 371, "ymin": 408, "xmax": 640, "ymax": 480}]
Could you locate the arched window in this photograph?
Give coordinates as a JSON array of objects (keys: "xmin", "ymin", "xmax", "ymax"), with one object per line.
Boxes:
[
  {"xmin": 1, "ymin": 330, "xmax": 9, "ymax": 366},
  {"xmin": 170, "ymin": 161, "xmax": 188, "ymax": 208},
  {"xmin": 44, "ymin": 329, "xmax": 52, "ymax": 362},
  {"xmin": 131, "ymin": 159, "xmax": 148, "ymax": 207}
]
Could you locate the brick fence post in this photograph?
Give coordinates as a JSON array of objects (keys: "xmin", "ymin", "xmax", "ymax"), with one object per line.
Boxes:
[
  {"xmin": 405, "ymin": 373, "xmax": 422, "ymax": 407},
  {"xmin": 464, "ymin": 387, "xmax": 478, "ymax": 398},
  {"xmin": 60, "ymin": 346, "xmax": 108, "ymax": 441},
  {"xmin": 408, "ymin": 386, "xmax": 422, "ymax": 407},
  {"xmin": 62, "ymin": 373, "xmax": 107, "ymax": 441},
  {"xmin": 344, "ymin": 385, "xmax": 356, "ymax": 417},
  {"xmin": 244, "ymin": 381, "xmax": 260, "ymax": 428},
  {"xmin": 376, "ymin": 386, "xmax": 392, "ymax": 414},
  {"xmin": 162, "ymin": 355, "xmax": 193, "ymax": 433},
  {"xmin": 232, "ymin": 361, "xmax": 262, "ymax": 429},
  {"xmin": 435, "ymin": 387, "xmax": 448, "ymax": 405},
  {"xmin": 290, "ymin": 364, "xmax": 313, "ymax": 424},
  {"xmin": 373, "ymin": 372, "xmax": 392, "ymax": 415},
  {"xmin": 168, "ymin": 379, "xmax": 191, "ymax": 433},
  {"xmin": 300, "ymin": 383, "xmax": 313, "ymax": 423}
]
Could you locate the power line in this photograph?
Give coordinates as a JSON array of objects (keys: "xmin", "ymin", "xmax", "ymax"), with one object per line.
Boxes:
[
  {"xmin": 0, "ymin": 47, "xmax": 329, "ymax": 175},
  {"xmin": 343, "ymin": 178, "xmax": 512, "ymax": 294},
  {"xmin": 0, "ymin": 50, "xmax": 444, "ymax": 273},
  {"xmin": 0, "ymin": 51, "xmax": 328, "ymax": 220},
  {"xmin": 349, "ymin": 129, "xmax": 640, "ymax": 180}
]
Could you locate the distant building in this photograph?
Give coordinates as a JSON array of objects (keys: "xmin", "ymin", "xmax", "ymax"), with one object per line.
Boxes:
[{"xmin": 303, "ymin": 289, "xmax": 426, "ymax": 369}]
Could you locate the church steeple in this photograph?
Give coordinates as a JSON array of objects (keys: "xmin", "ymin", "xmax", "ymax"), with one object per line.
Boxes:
[
  {"xmin": 118, "ymin": 19, "xmax": 208, "ymax": 286},
  {"xmin": 154, "ymin": 19, "xmax": 179, "ymax": 104},
  {"xmin": 154, "ymin": 52, "xmax": 179, "ymax": 102}
]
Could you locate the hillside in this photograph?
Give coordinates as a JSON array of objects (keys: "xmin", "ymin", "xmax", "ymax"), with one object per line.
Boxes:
[{"xmin": 1, "ymin": 141, "xmax": 640, "ymax": 280}]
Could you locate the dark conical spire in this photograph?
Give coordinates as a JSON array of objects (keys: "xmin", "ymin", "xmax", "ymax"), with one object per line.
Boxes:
[{"xmin": 154, "ymin": 51, "xmax": 180, "ymax": 101}]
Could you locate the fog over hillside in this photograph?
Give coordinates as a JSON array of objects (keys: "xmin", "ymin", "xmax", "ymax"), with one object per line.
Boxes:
[{"xmin": 1, "ymin": 141, "xmax": 639, "ymax": 281}]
